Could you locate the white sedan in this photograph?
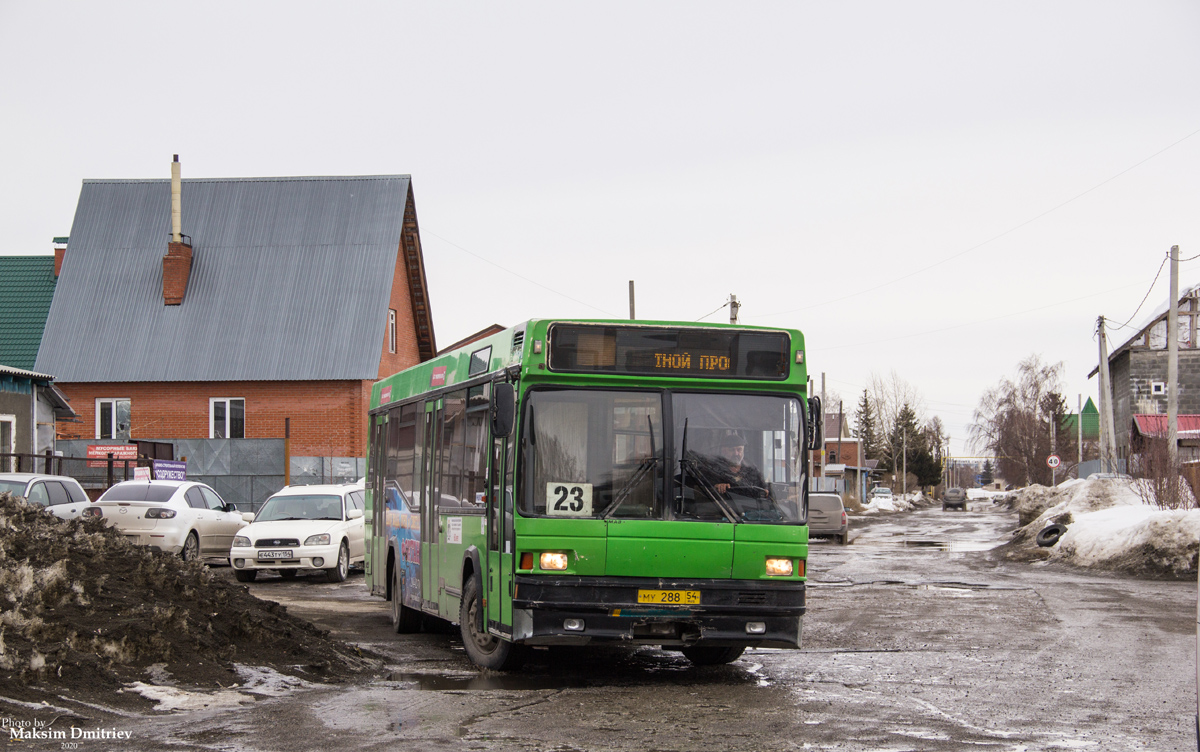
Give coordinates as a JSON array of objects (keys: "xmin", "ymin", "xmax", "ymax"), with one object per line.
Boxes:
[
  {"xmin": 83, "ymin": 480, "xmax": 248, "ymax": 561},
  {"xmin": 229, "ymin": 484, "xmax": 365, "ymax": 583},
  {"xmin": 0, "ymin": 472, "xmax": 92, "ymax": 519}
]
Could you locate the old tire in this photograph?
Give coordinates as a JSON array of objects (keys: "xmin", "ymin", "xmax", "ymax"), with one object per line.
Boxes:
[
  {"xmin": 459, "ymin": 576, "xmax": 525, "ymax": 670},
  {"xmin": 391, "ymin": 562, "xmax": 423, "ymax": 634},
  {"xmin": 234, "ymin": 569, "xmax": 257, "ymax": 583},
  {"xmin": 681, "ymin": 646, "xmax": 746, "ymax": 666},
  {"xmin": 1036, "ymin": 523, "xmax": 1067, "ymax": 548},
  {"xmin": 326, "ymin": 541, "xmax": 349, "ymax": 582},
  {"xmin": 181, "ymin": 531, "xmax": 200, "ymax": 562}
]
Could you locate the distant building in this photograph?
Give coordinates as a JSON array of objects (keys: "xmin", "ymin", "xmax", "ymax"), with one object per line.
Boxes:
[
  {"xmin": 0, "ymin": 251, "xmax": 60, "ymax": 371},
  {"xmin": 1090, "ymin": 283, "xmax": 1200, "ymax": 458},
  {"xmin": 35, "ymin": 165, "xmax": 435, "ymax": 505},
  {"xmin": 0, "ymin": 364, "xmax": 76, "ymax": 471}
]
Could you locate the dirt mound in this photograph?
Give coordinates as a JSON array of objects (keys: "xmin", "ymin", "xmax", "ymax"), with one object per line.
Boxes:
[{"xmin": 0, "ymin": 492, "xmax": 378, "ymax": 706}]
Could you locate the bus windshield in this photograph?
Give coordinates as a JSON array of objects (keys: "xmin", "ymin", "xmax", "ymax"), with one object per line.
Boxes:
[{"xmin": 522, "ymin": 389, "xmax": 806, "ymax": 524}]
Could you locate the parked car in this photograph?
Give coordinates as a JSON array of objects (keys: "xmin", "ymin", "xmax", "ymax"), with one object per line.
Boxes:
[
  {"xmin": 869, "ymin": 486, "xmax": 893, "ymax": 500},
  {"xmin": 229, "ymin": 484, "xmax": 366, "ymax": 583},
  {"xmin": 0, "ymin": 472, "xmax": 92, "ymax": 519},
  {"xmin": 942, "ymin": 487, "xmax": 967, "ymax": 511},
  {"xmin": 83, "ymin": 480, "xmax": 247, "ymax": 561},
  {"xmin": 808, "ymin": 492, "xmax": 848, "ymax": 544}
]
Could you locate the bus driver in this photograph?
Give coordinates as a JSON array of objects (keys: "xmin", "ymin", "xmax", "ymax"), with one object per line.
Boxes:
[{"xmin": 703, "ymin": 430, "xmax": 768, "ymax": 497}]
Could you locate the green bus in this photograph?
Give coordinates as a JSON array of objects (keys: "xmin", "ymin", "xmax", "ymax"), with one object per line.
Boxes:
[{"xmin": 365, "ymin": 319, "xmax": 820, "ymax": 670}]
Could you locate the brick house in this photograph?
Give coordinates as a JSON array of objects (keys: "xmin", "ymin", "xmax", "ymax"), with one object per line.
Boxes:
[
  {"xmin": 1090, "ymin": 283, "xmax": 1200, "ymax": 459},
  {"xmin": 35, "ymin": 166, "xmax": 435, "ymax": 504}
]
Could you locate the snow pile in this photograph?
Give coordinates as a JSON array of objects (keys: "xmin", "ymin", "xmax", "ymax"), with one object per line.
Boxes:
[
  {"xmin": 1001, "ymin": 479, "xmax": 1200, "ymax": 577},
  {"xmin": 859, "ymin": 491, "xmax": 927, "ymax": 515}
]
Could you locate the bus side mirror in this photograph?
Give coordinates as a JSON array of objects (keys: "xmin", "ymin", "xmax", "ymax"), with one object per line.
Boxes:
[
  {"xmin": 806, "ymin": 396, "xmax": 822, "ymax": 451},
  {"xmin": 492, "ymin": 383, "xmax": 516, "ymax": 438}
]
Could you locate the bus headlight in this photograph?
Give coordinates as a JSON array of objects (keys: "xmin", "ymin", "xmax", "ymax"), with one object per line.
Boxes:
[
  {"xmin": 539, "ymin": 552, "xmax": 569, "ymax": 570},
  {"xmin": 765, "ymin": 557, "xmax": 793, "ymax": 576}
]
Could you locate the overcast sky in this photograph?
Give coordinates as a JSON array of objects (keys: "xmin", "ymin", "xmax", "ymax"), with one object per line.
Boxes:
[{"xmin": 3, "ymin": 1, "xmax": 1199, "ymax": 457}]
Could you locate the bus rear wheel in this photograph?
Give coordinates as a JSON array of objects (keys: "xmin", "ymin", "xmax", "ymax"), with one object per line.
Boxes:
[
  {"xmin": 391, "ymin": 564, "xmax": 422, "ymax": 634},
  {"xmin": 459, "ymin": 576, "xmax": 526, "ymax": 671},
  {"xmin": 681, "ymin": 646, "xmax": 745, "ymax": 666}
]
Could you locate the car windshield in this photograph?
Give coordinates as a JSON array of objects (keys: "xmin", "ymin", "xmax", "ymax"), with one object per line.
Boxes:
[
  {"xmin": 522, "ymin": 389, "xmax": 806, "ymax": 524},
  {"xmin": 99, "ymin": 483, "xmax": 177, "ymax": 502},
  {"xmin": 0, "ymin": 480, "xmax": 29, "ymax": 495},
  {"xmin": 256, "ymin": 494, "xmax": 344, "ymax": 522}
]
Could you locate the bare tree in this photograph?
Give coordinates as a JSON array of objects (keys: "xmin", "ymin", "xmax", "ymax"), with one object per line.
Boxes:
[
  {"xmin": 971, "ymin": 355, "xmax": 1075, "ymax": 486},
  {"xmin": 868, "ymin": 371, "xmax": 926, "ymax": 471}
]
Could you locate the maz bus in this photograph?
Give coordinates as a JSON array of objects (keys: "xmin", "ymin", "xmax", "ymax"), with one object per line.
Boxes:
[{"xmin": 365, "ymin": 320, "xmax": 820, "ymax": 670}]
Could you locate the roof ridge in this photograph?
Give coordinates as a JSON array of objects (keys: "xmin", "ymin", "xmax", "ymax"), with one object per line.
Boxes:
[{"xmin": 82, "ymin": 175, "xmax": 411, "ymax": 185}]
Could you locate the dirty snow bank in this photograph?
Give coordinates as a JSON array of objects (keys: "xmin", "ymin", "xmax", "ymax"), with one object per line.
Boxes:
[
  {"xmin": 0, "ymin": 491, "xmax": 379, "ymax": 708},
  {"xmin": 859, "ymin": 491, "xmax": 929, "ymax": 515},
  {"xmin": 999, "ymin": 479, "xmax": 1200, "ymax": 577}
]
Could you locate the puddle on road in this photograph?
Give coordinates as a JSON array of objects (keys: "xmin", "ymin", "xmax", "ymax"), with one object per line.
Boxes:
[{"xmin": 387, "ymin": 671, "xmax": 591, "ymax": 691}]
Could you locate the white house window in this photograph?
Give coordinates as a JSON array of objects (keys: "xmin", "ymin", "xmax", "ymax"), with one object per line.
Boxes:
[
  {"xmin": 388, "ymin": 309, "xmax": 397, "ymax": 354},
  {"xmin": 210, "ymin": 398, "xmax": 245, "ymax": 439},
  {"xmin": 96, "ymin": 399, "xmax": 131, "ymax": 440}
]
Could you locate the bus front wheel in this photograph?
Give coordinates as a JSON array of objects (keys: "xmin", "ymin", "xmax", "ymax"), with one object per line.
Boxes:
[{"xmin": 459, "ymin": 576, "xmax": 526, "ymax": 671}]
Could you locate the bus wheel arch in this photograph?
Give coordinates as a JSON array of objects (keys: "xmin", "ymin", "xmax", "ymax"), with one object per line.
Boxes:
[{"xmin": 459, "ymin": 575, "xmax": 526, "ymax": 671}]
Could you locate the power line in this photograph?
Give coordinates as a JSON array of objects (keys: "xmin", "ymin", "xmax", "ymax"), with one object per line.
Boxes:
[
  {"xmin": 1110, "ymin": 252, "xmax": 1169, "ymax": 331},
  {"xmin": 751, "ymin": 125, "xmax": 1200, "ymax": 320},
  {"xmin": 694, "ymin": 301, "xmax": 729, "ymax": 322},
  {"xmin": 425, "ymin": 231, "xmax": 615, "ymax": 316}
]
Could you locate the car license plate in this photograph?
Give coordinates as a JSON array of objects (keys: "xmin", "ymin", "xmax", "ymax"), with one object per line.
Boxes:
[
  {"xmin": 637, "ymin": 589, "xmax": 700, "ymax": 605},
  {"xmin": 258, "ymin": 550, "xmax": 293, "ymax": 560}
]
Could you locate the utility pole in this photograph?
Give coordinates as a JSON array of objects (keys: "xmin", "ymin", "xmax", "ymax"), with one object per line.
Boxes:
[
  {"xmin": 1168, "ymin": 245, "xmax": 1180, "ymax": 472},
  {"xmin": 1077, "ymin": 394, "xmax": 1083, "ymax": 472},
  {"xmin": 1051, "ymin": 412, "xmax": 1057, "ymax": 488},
  {"xmin": 902, "ymin": 428, "xmax": 907, "ymax": 496},
  {"xmin": 628, "ymin": 280, "xmax": 635, "ymax": 320},
  {"xmin": 1097, "ymin": 316, "xmax": 1119, "ymax": 473},
  {"xmin": 729, "ymin": 294, "xmax": 740, "ymax": 324}
]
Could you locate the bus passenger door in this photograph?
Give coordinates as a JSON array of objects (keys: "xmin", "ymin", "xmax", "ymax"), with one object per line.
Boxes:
[
  {"xmin": 367, "ymin": 412, "xmax": 387, "ymax": 596},
  {"xmin": 421, "ymin": 400, "xmax": 442, "ymax": 614}
]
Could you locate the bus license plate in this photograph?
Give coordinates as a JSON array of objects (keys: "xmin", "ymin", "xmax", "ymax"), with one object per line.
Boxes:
[
  {"xmin": 637, "ymin": 589, "xmax": 700, "ymax": 605},
  {"xmin": 258, "ymin": 550, "xmax": 293, "ymax": 560}
]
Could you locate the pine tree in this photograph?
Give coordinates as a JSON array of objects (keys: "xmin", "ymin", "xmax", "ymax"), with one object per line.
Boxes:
[
  {"xmin": 981, "ymin": 459, "xmax": 995, "ymax": 485},
  {"xmin": 854, "ymin": 389, "xmax": 878, "ymax": 461}
]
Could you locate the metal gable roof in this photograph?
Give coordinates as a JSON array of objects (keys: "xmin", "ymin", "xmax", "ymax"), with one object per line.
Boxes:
[
  {"xmin": 35, "ymin": 175, "xmax": 414, "ymax": 382},
  {"xmin": 0, "ymin": 256, "xmax": 57, "ymax": 371}
]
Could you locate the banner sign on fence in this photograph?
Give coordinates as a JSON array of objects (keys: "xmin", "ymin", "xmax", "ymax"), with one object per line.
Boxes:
[
  {"xmin": 87, "ymin": 444, "xmax": 138, "ymax": 468},
  {"xmin": 133, "ymin": 467, "xmax": 152, "ymax": 481},
  {"xmin": 153, "ymin": 460, "xmax": 187, "ymax": 481}
]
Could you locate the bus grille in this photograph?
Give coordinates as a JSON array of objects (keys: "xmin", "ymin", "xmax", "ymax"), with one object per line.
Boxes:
[{"xmin": 737, "ymin": 592, "xmax": 768, "ymax": 605}]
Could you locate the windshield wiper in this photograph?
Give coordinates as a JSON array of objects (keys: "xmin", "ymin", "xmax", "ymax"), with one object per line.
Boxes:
[
  {"xmin": 679, "ymin": 455, "xmax": 741, "ymax": 523},
  {"xmin": 600, "ymin": 457, "xmax": 659, "ymax": 518}
]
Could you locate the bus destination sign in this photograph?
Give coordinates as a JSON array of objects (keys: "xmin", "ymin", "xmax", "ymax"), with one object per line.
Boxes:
[{"xmin": 548, "ymin": 325, "xmax": 789, "ymax": 380}]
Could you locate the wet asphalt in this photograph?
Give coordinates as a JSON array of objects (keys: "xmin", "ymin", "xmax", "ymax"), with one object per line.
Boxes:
[{"xmin": 101, "ymin": 502, "xmax": 1200, "ymax": 750}]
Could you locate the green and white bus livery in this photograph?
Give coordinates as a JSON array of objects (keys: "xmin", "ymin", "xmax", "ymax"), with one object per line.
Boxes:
[{"xmin": 365, "ymin": 319, "xmax": 821, "ymax": 670}]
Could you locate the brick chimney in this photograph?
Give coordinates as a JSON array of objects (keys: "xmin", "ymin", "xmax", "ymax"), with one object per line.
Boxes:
[
  {"xmin": 52, "ymin": 237, "xmax": 68, "ymax": 277},
  {"xmin": 163, "ymin": 155, "xmax": 192, "ymax": 306}
]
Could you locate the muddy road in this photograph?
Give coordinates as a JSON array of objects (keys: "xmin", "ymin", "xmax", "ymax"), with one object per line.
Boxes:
[{"xmin": 9, "ymin": 501, "xmax": 1197, "ymax": 751}]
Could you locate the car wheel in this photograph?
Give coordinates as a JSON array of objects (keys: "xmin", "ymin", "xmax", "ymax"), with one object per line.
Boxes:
[
  {"xmin": 391, "ymin": 562, "xmax": 423, "ymax": 634},
  {"xmin": 459, "ymin": 576, "xmax": 525, "ymax": 670},
  {"xmin": 681, "ymin": 646, "xmax": 746, "ymax": 665},
  {"xmin": 234, "ymin": 569, "xmax": 257, "ymax": 583},
  {"xmin": 837, "ymin": 533, "xmax": 847, "ymax": 545},
  {"xmin": 1036, "ymin": 523, "xmax": 1067, "ymax": 548},
  {"xmin": 326, "ymin": 541, "xmax": 349, "ymax": 582},
  {"xmin": 180, "ymin": 532, "xmax": 200, "ymax": 562}
]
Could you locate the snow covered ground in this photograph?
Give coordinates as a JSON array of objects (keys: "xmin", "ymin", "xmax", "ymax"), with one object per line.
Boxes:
[{"xmin": 1003, "ymin": 477, "xmax": 1200, "ymax": 577}]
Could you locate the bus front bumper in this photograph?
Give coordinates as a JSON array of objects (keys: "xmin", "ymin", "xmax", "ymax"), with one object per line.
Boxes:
[{"xmin": 510, "ymin": 575, "xmax": 805, "ymax": 648}]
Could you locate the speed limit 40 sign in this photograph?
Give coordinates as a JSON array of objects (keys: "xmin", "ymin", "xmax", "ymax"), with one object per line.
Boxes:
[{"xmin": 1046, "ymin": 454, "xmax": 1061, "ymax": 469}]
